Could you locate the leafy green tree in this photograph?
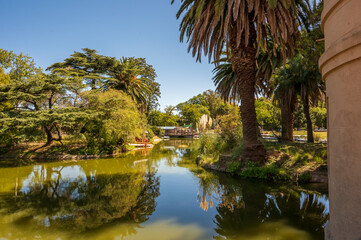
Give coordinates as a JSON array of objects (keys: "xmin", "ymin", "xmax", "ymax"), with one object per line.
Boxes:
[
  {"xmin": 49, "ymin": 49, "xmax": 161, "ymax": 113},
  {"xmin": 0, "ymin": 73, "xmax": 93, "ymax": 145},
  {"xmin": 255, "ymin": 98, "xmax": 281, "ymax": 131},
  {"xmin": 83, "ymin": 89, "xmax": 146, "ymax": 153},
  {"xmin": 0, "ymin": 49, "xmax": 96, "ymax": 146},
  {"xmin": 179, "ymin": 90, "xmax": 234, "ymax": 128},
  {"xmin": 147, "ymin": 110, "xmax": 179, "ymax": 127},
  {"xmin": 177, "ymin": 103, "xmax": 210, "ymax": 128},
  {"xmin": 310, "ymin": 107, "xmax": 327, "ymax": 129},
  {"xmin": 173, "ymin": 0, "xmax": 299, "ymax": 163},
  {"xmin": 47, "ymin": 48, "xmax": 113, "ymax": 90},
  {"xmin": 217, "ymin": 105, "xmax": 242, "ymax": 150},
  {"xmin": 0, "ymin": 67, "xmax": 11, "ymax": 111},
  {"xmin": 273, "ymin": 0, "xmax": 324, "ymax": 142},
  {"xmin": 164, "ymin": 105, "xmax": 176, "ymax": 115}
]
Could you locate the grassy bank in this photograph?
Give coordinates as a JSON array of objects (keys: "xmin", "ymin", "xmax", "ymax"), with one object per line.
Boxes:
[
  {"xmin": 195, "ymin": 134, "xmax": 327, "ymax": 184},
  {"xmin": 0, "ymin": 138, "xmax": 161, "ymax": 164}
]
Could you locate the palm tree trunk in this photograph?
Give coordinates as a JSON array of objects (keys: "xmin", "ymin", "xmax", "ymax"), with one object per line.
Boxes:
[
  {"xmin": 280, "ymin": 94, "xmax": 297, "ymax": 142},
  {"xmin": 229, "ymin": 23, "xmax": 266, "ymax": 164},
  {"xmin": 302, "ymin": 95, "xmax": 314, "ymax": 143},
  {"xmin": 281, "ymin": 104, "xmax": 294, "ymax": 142}
]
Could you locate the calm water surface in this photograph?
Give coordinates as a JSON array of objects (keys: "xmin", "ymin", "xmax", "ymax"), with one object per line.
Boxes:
[{"xmin": 0, "ymin": 139, "xmax": 329, "ymax": 240}]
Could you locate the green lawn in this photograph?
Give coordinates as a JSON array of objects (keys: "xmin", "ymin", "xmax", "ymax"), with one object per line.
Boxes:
[
  {"xmin": 262, "ymin": 130, "xmax": 327, "ymax": 141},
  {"xmin": 293, "ymin": 130, "xmax": 327, "ymax": 141}
]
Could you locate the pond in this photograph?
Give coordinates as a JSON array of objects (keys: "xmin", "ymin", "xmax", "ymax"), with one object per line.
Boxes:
[{"xmin": 0, "ymin": 139, "xmax": 329, "ymax": 240}]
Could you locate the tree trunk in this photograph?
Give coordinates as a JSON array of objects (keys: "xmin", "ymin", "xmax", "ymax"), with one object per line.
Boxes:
[
  {"xmin": 280, "ymin": 95, "xmax": 297, "ymax": 142},
  {"xmin": 281, "ymin": 104, "xmax": 294, "ymax": 142},
  {"xmin": 302, "ymin": 95, "xmax": 314, "ymax": 143},
  {"xmin": 229, "ymin": 23, "xmax": 266, "ymax": 164},
  {"xmin": 44, "ymin": 126, "xmax": 53, "ymax": 145}
]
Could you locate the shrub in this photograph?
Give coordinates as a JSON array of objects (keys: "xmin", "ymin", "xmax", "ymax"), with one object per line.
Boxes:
[
  {"xmin": 314, "ymin": 156, "xmax": 323, "ymax": 164},
  {"xmin": 196, "ymin": 134, "xmax": 224, "ymax": 156},
  {"xmin": 232, "ymin": 144, "xmax": 244, "ymax": 160},
  {"xmin": 83, "ymin": 89, "xmax": 146, "ymax": 154},
  {"xmin": 239, "ymin": 162, "xmax": 291, "ymax": 182},
  {"xmin": 293, "ymin": 152, "xmax": 309, "ymax": 164},
  {"xmin": 150, "ymin": 126, "xmax": 164, "ymax": 137},
  {"xmin": 227, "ymin": 161, "xmax": 241, "ymax": 175},
  {"xmin": 297, "ymin": 172, "xmax": 312, "ymax": 183}
]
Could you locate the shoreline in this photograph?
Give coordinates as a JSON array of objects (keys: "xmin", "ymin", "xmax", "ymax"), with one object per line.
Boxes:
[
  {"xmin": 0, "ymin": 140, "xmax": 162, "ymax": 163},
  {"xmin": 199, "ymin": 153, "xmax": 328, "ymax": 184}
]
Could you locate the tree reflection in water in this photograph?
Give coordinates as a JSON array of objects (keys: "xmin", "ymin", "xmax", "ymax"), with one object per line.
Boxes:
[
  {"xmin": 178, "ymin": 148, "xmax": 329, "ymax": 240},
  {"xmin": 0, "ymin": 165, "xmax": 160, "ymax": 239},
  {"xmin": 212, "ymin": 178, "xmax": 328, "ymax": 239}
]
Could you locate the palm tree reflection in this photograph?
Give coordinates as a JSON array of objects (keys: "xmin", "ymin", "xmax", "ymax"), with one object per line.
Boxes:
[{"xmin": 190, "ymin": 166, "xmax": 328, "ymax": 239}]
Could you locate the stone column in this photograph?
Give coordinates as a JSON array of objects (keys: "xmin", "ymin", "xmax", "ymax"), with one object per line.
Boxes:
[{"xmin": 319, "ymin": 0, "xmax": 361, "ymax": 239}]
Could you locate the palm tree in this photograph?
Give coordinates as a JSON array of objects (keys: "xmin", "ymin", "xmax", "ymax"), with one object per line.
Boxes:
[
  {"xmin": 273, "ymin": 54, "xmax": 323, "ymax": 143},
  {"xmin": 107, "ymin": 57, "xmax": 160, "ymax": 112},
  {"xmin": 272, "ymin": 62, "xmax": 298, "ymax": 142},
  {"xmin": 173, "ymin": 0, "xmax": 299, "ymax": 163},
  {"xmin": 272, "ymin": 0, "xmax": 324, "ymax": 143}
]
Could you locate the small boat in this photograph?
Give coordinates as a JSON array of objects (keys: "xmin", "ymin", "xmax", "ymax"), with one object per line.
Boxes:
[
  {"xmin": 128, "ymin": 143, "xmax": 154, "ymax": 148},
  {"xmin": 162, "ymin": 136, "xmax": 170, "ymax": 140},
  {"xmin": 193, "ymin": 135, "xmax": 200, "ymax": 139}
]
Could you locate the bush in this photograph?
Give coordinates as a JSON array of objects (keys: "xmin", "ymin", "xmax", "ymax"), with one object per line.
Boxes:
[
  {"xmin": 297, "ymin": 172, "xmax": 312, "ymax": 183},
  {"xmin": 196, "ymin": 134, "xmax": 224, "ymax": 156},
  {"xmin": 314, "ymin": 156, "xmax": 323, "ymax": 164},
  {"xmin": 216, "ymin": 107, "xmax": 243, "ymax": 151},
  {"xmin": 149, "ymin": 126, "xmax": 164, "ymax": 137},
  {"xmin": 227, "ymin": 161, "xmax": 241, "ymax": 175},
  {"xmin": 239, "ymin": 162, "xmax": 291, "ymax": 182},
  {"xmin": 83, "ymin": 89, "xmax": 146, "ymax": 154},
  {"xmin": 293, "ymin": 152, "xmax": 309, "ymax": 164}
]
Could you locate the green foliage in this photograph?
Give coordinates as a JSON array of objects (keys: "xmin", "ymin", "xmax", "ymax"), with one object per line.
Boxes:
[
  {"xmin": 176, "ymin": 90, "xmax": 235, "ymax": 129},
  {"xmin": 0, "ymin": 50, "xmax": 94, "ymax": 146},
  {"xmin": 107, "ymin": 57, "xmax": 160, "ymax": 111},
  {"xmin": 177, "ymin": 103, "xmax": 209, "ymax": 128},
  {"xmin": 297, "ymin": 172, "xmax": 312, "ymax": 184},
  {"xmin": 239, "ymin": 162, "xmax": 291, "ymax": 182},
  {"xmin": 255, "ymin": 98, "xmax": 281, "ymax": 131},
  {"xmin": 48, "ymin": 48, "xmax": 161, "ymax": 112},
  {"xmin": 147, "ymin": 110, "xmax": 179, "ymax": 127},
  {"xmin": 83, "ymin": 89, "xmax": 146, "ymax": 154},
  {"xmin": 310, "ymin": 107, "xmax": 327, "ymax": 129},
  {"xmin": 0, "ymin": 67, "xmax": 11, "ymax": 111},
  {"xmin": 314, "ymin": 156, "xmax": 323, "ymax": 164},
  {"xmin": 227, "ymin": 161, "xmax": 241, "ymax": 175},
  {"xmin": 195, "ymin": 134, "xmax": 224, "ymax": 157},
  {"xmin": 149, "ymin": 126, "xmax": 165, "ymax": 137},
  {"xmin": 293, "ymin": 152, "xmax": 309, "ymax": 164},
  {"xmin": 217, "ymin": 105, "xmax": 243, "ymax": 151},
  {"xmin": 293, "ymin": 99, "xmax": 306, "ymax": 129},
  {"xmin": 0, "ymin": 49, "xmax": 155, "ymax": 155}
]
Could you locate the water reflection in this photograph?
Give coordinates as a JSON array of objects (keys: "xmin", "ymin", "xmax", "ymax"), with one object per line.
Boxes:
[
  {"xmin": 175, "ymin": 142, "xmax": 329, "ymax": 240},
  {"xmin": 0, "ymin": 139, "xmax": 329, "ymax": 240},
  {"xmin": 0, "ymin": 155, "xmax": 160, "ymax": 239}
]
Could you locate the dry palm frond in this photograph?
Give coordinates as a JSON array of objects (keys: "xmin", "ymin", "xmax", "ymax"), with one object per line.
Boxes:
[{"xmin": 173, "ymin": 0, "xmax": 299, "ymax": 63}]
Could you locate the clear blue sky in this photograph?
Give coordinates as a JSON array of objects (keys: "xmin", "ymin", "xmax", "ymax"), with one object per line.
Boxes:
[{"xmin": 0, "ymin": 0, "xmax": 215, "ymax": 110}]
